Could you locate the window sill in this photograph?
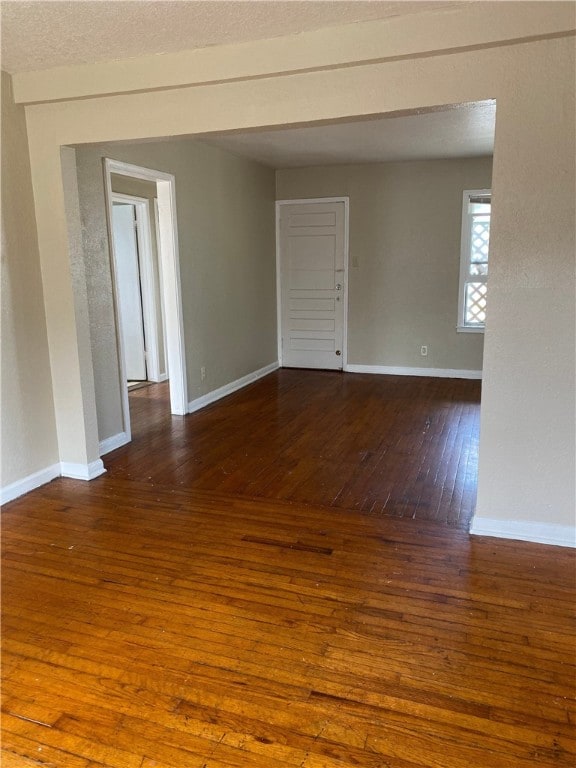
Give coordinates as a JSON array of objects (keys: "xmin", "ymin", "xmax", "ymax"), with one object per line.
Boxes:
[{"xmin": 457, "ymin": 325, "xmax": 485, "ymax": 334}]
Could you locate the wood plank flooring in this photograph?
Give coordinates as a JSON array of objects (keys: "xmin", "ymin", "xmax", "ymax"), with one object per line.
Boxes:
[
  {"xmin": 2, "ymin": 370, "xmax": 575, "ymax": 767},
  {"xmin": 108, "ymin": 370, "xmax": 481, "ymax": 527}
]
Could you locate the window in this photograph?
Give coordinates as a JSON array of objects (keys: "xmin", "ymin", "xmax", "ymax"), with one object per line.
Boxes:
[{"xmin": 458, "ymin": 189, "xmax": 491, "ymax": 332}]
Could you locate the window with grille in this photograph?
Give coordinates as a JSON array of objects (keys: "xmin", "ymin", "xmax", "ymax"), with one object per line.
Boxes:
[{"xmin": 458, "ymin": 189, "xmax": 491, "ymax": 332}]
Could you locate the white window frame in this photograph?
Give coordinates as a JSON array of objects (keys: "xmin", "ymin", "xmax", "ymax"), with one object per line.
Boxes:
[{"xmin": 458, "ymin": 188, "xmax": 491, "ymax": 333}]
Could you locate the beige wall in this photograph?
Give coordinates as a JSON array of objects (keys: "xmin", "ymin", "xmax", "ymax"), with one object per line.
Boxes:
[
  {"xmin": 0, "ymin": 71, "xmax": 58, "ymax": 488},
  {"xmin": 277, "ymin": 157, "xmax": 492, "ymax": 371},
  {"xmin": 5, "ymin": 5, "xmax": 575, "ymax": 539},
  {"xmin": 75, "ymin": 140, "xmax": 277, "ymax": 443}
]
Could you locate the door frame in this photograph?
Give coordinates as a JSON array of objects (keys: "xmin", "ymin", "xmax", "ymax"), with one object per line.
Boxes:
[
  {"xmin": 275, "ymin": 197, "xmax": 350, "ymax": 370},
  {"xmin": 153, "ymin": 198, "xmax": 170, "ymax": 381},
  {"xmin": 111, "ymin": 192, "xmax": 165, "ymax": 383},
  {"xmin": 104, "ymin": 159, "xmax": 188, "ymax": 446}
]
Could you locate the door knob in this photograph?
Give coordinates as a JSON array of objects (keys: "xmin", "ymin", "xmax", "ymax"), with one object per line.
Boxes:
[{"xmin": 336, "ymin": 283, "xmax": 342, "ymax": 291}]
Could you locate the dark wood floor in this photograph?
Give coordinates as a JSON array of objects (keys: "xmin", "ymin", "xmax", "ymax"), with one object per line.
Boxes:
[
  {"xmin": 108, "ymin": 371, "xmax": 481, "ymax": 527},
  {"xmin": 2, "ymin": 370, "xmax": 575, "ymax": 767}
]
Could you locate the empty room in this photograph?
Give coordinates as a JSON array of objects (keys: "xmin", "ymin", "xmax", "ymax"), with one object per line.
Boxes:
[{"xmin": 1, "ymin": 2, "xmax": 575, "ymax": 767}]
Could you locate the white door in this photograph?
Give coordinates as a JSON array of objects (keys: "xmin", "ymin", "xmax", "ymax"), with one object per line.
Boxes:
[
  {"xmin": 112, "ymin": 203, "xmax": 147, "ymax": 381},
  {"xmin": 279, "ymin": 200, "xmax": 347, "ymax": 370}
]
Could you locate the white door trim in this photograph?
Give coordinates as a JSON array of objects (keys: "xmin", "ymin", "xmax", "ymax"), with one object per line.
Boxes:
[
  {"xmin": 111, "ymin": 192, "xmax": 162, "ymax": 383},
  {"xmin": 104, "ymin": 159, "xmax": 188, "ymax": 440},
  {"xmin": 153, "ymin": 198, "xmax": 169, "ymax": 380},
  {"xmin": 275, "ymin": 197, "xmax": 350, "ymax": 370}
]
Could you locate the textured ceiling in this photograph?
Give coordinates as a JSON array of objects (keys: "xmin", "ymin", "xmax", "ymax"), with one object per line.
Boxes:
[
  {"xmin": 198, "ymin": 102, "xmax": 496, "ymax": 167},
  {"xmin": 0, "ymin": 0, "xmax": 458, "ymax": 74}
]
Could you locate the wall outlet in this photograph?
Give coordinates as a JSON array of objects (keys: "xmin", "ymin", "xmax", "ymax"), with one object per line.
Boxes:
[
  {"xmin": 420, "ymin": 345, "xmax": 428, "ymax": 357},
  {"xmin": 200, "ymin": 366, "xmax": 206, "ymax": 380}
]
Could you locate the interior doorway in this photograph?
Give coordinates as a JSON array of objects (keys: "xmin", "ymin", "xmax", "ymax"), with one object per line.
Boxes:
[
  {"xmin": 111, "ymin": 192, "xmax": 168, "ymax": 391},
  {"xmin": 103, "ymin": 159, "xmax": 188, "ymax": 445}
]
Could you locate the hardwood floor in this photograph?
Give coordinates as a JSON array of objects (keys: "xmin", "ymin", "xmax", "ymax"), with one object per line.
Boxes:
[
  {"xmin": 2, "ymin": 371, "xmax": 575, "ymax": 767},
  {"xmin": 109, "ymin": 370, "xmax": 481, "ymax": 527}
]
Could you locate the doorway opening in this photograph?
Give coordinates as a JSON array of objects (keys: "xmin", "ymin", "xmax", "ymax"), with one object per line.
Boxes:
[
  {"xmin": 103, "ymin": 159, "xmax": 188, "ymax": 446},
  {"xmin": 111, "ymin": 191, "xmax": 167, "ymax": 393}
]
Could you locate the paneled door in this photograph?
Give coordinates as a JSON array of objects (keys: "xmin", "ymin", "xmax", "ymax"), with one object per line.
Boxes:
[{"xmin": 278, "ymin": 199, "xmax": 348, "ymax": 370}]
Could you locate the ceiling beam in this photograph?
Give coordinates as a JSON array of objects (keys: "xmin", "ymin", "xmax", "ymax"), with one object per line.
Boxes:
[{"xmin": 12, "ymin": 2, "xmax": 575, "ymax": 105}]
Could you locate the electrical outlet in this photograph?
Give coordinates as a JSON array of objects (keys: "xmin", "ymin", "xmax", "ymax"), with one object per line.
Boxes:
[
  {"xmin": 200, "ymin": 366, "xmax": 206, "ymax": 380},
  {"xmin": 420, "ymin": 345, "xmax": 428, "ymax": 357}
]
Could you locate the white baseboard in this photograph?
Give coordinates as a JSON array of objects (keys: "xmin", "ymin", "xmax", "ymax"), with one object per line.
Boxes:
[
  {"xmin": 188, "ymin": 362, "xmax": 279, "ymax": 414},
  {"xmin": 1, "ymin": 463, "xmax": 61, "ymax": 505},
  {"xmin": 99, "ymin": 431, "xmax": 130, "ymax": 456},
  {"xmin": 60, "ymin": 459, "xmax": 107, "ymax": 481},
  {"xmin": 345, "ymin": 364, "xmax": 482, "ymax": 380},
  {"xmin": 1, "ymin": 457, "xmax": 108, "ymax": 505},
  {"xmin": 470, "ymin": 517, "xmax": 576, "ymax": 548}
]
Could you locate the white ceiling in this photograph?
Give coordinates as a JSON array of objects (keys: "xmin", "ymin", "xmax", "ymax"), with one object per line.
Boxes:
[
  {"xmin": 198, "ymin": 102, "xmax": 496, "ymax": 167},
  {"xmin": 0, "ymin": 0, "xmax": 458, "ymax": 74}
]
